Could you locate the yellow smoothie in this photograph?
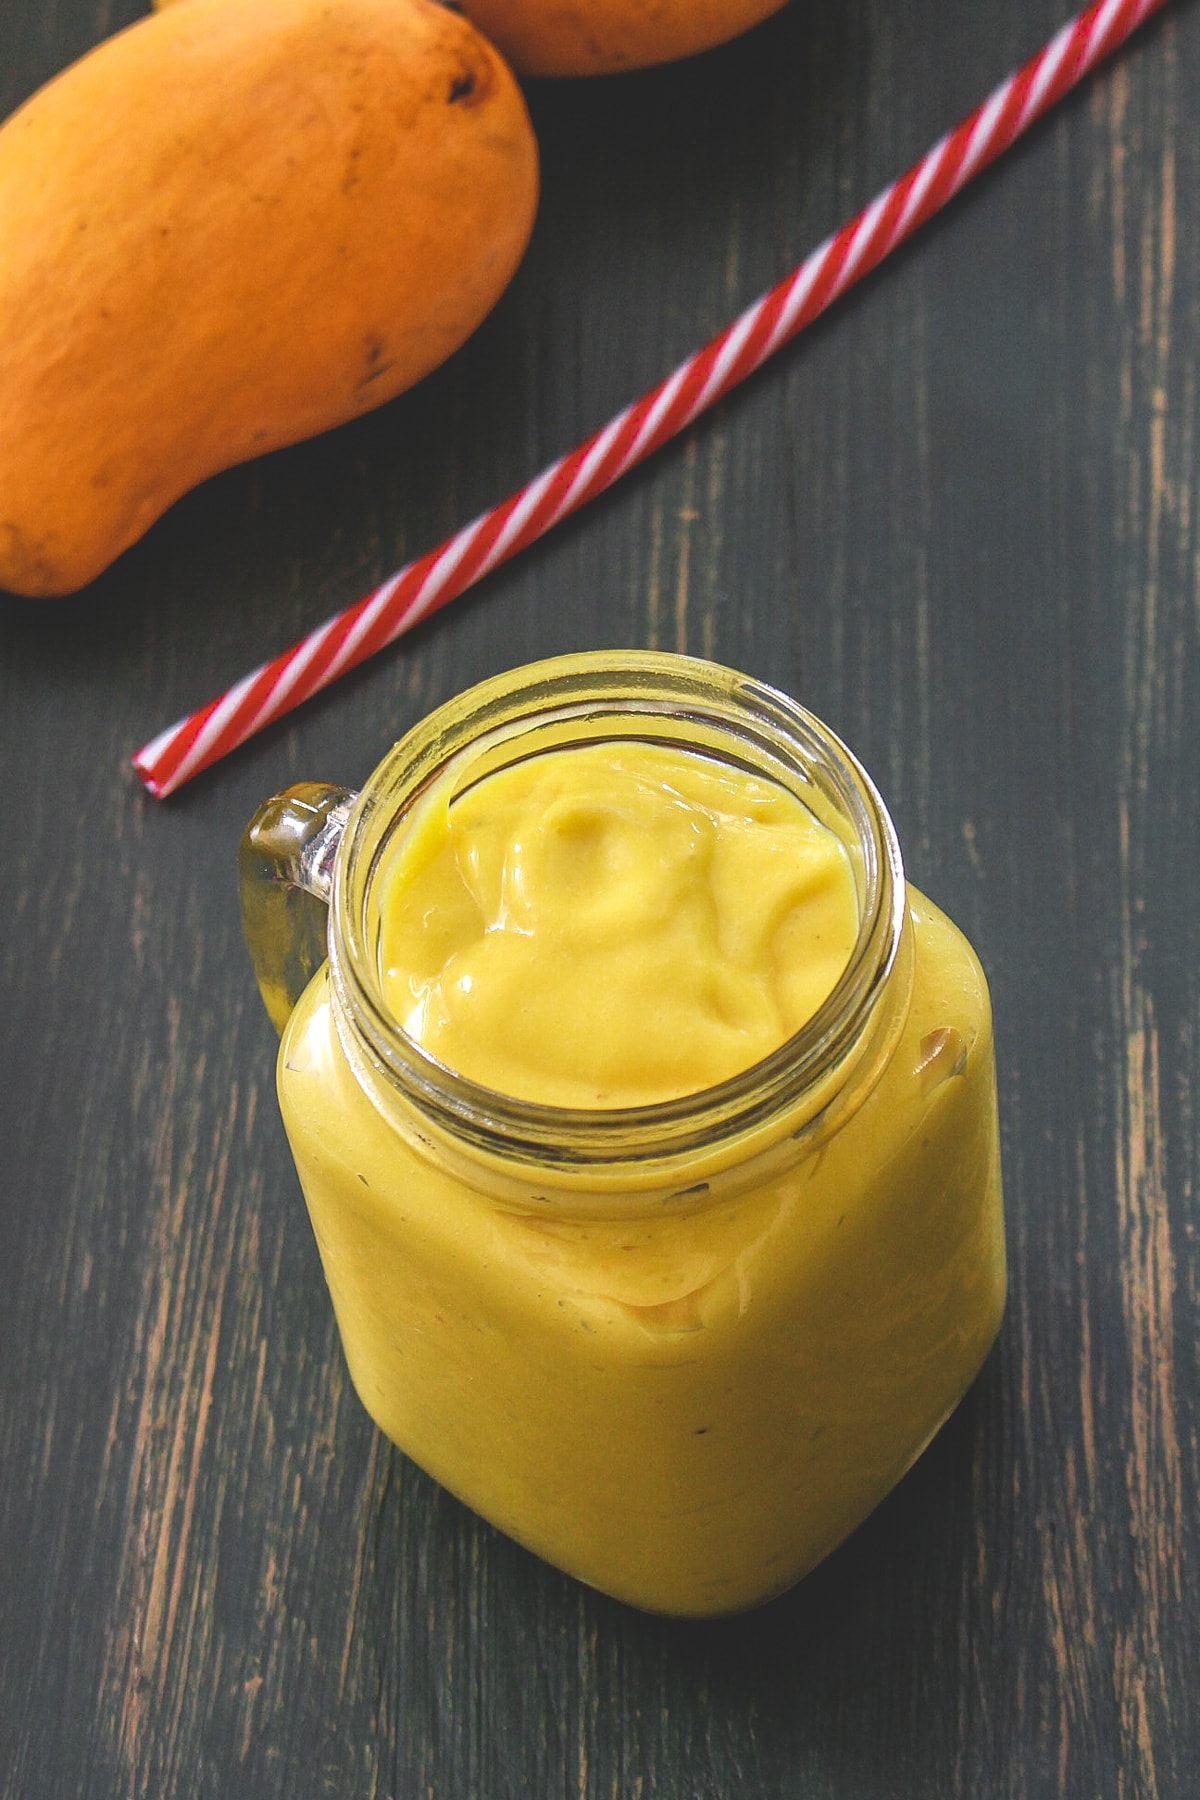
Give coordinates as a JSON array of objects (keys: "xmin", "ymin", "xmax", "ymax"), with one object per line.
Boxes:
[
  {"xmin": 375, "ymin": 741, "xmax": 860, "ymax": 1107},
  {"xmin": 274, "ymin": 718, "xmax": 1006, "ymax": 1615}
]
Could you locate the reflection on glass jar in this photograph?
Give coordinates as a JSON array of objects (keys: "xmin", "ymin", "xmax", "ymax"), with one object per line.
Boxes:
[{"xmin": 241, "ymin": 652, "xmax": 1006, "ymax": 1617}]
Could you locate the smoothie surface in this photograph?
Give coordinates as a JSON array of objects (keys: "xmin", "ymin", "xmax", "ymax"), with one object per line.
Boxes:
[{"xmin": 375, "ymin": 741, "xmax": 860, "ymax": 1107}]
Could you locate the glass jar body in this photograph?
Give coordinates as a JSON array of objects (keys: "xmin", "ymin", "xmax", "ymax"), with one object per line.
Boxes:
[{"xmin": 268, "ymin": 655, "xmax": 1006, "ymax": 1615}]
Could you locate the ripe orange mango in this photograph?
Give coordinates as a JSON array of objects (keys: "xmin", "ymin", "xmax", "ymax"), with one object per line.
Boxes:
[
  {"xmin": 458, "ymin": 0, "xmax": 792, "ymax": 76},
  {"xmin": 0, "ymin": 0, "xmax": 538, "ymax": 596}
]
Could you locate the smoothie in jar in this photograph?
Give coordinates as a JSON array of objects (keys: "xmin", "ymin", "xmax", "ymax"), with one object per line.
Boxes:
[{"xmin": 247, "ymin": 653, "xmax": 1006, "ymax": 1615}]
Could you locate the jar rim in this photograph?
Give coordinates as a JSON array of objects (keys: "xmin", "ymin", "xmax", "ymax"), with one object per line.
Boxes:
[{"xmin": 328, "ymin": 651, "xmax": 907, "ymax": 1170}]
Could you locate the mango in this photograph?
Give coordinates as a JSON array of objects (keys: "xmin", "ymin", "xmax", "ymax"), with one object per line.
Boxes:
[
  {"xmin": 152, "ymin": 0, "xmax": 794, "ymax": 78},
  {"xmin": 457, "ymin": 0, "xmax": 792, "ymax": 77},
  {"xmin": 0, "ymin": 0, "xmax": 538, "ymax": 597}
]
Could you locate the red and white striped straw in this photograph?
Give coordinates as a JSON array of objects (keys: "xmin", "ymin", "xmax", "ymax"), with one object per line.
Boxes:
[{"xmin": 134, "ymin": 0, "xmax": 1169, "ymax": 798}]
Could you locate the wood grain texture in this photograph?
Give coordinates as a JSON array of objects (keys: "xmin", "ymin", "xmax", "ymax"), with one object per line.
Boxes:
[{"xmin": 2, "ymin": 1, "xmax": 1198, "ymax": 1795}]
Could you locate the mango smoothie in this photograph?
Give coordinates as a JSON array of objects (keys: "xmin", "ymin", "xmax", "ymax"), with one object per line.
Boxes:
[
  {"xmin": 374, "ymin": 742, "xmax": 861, "ymax": 1107},
  {"xmin": 257, "ymin": 653, "xmax": 1006, "ymax": 1616}
]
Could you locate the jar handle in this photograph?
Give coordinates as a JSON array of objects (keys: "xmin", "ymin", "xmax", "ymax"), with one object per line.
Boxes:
[{"xmin": 238, "ymin": 783, "xmax": 357, "ymax": 1034}]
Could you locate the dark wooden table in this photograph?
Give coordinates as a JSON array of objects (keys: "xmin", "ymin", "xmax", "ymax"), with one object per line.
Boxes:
[{"xmin": 3, "ymin": 2, "xmax": 1198, "ymax": 1794}]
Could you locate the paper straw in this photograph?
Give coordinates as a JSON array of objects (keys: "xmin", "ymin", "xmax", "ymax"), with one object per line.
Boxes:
[{"xmin": 134, "ymin": 0, "xmax": 1169, "ymax": 798}]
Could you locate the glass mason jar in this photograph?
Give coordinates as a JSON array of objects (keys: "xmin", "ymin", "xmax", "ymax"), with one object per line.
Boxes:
[{"xmin": 240, "ymin": 651, "xmax": 1006, "ymax": 1617}]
